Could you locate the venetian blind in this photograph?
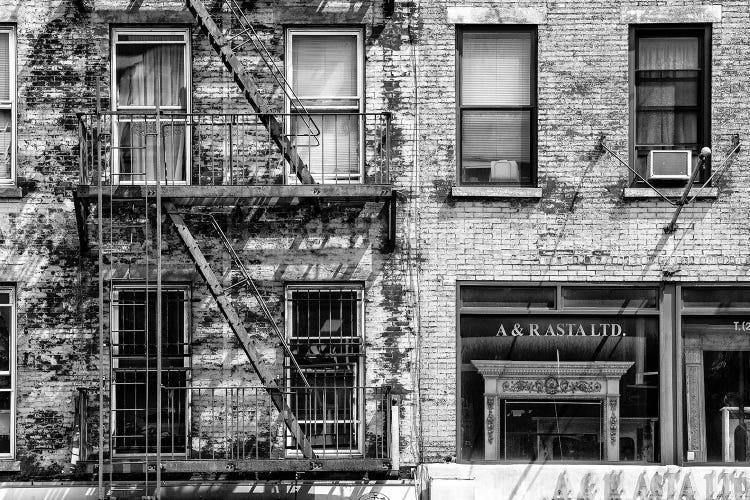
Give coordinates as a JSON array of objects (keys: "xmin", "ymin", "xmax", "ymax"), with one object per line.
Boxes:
[
  {"xmin": 461, "ymin": 32, "xmax": 531, "ymax": 106},
  {"xmin": 292, "ymin": 35, "xmax": 357, "ymax": 98},
  {"xmin": 0, "ymin": 33, "xmax": 9, "ymax": 101}
]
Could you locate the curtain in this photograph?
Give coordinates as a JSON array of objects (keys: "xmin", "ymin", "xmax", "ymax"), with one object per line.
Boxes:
[
  {"xmin": 637, "ymin": 37, "xmax": 700, "ymax": 147},
  {"xmin": 116, "ymin": 42, "xmax": 186, "ymax": 182},
  {"xmin": 0, "ymin": 111, "xmax": 10, "ymax": 180},
  {"xmin": 462, "ymin": 32, "xmax": 531, "ymax": 106}
]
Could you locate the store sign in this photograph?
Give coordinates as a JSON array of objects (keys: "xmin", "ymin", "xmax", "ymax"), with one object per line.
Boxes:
[{"xmin": 496, "ymin": 321, "xmax": 626, "ymax": 337}]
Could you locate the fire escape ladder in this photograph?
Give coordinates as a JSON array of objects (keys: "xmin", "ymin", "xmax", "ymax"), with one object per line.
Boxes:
[
  {"xmin": 163, "ymin": 201, "xmax": 317, "ymax": 459},
  {"xmin": 186, "ymin": 0, "xmax": 317, "ymax": 185}
]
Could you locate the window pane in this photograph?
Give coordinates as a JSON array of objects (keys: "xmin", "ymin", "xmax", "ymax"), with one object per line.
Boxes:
[
  {"xmin": 462, "ymin": 110, "xmax": 530, "ymax": 185},
  {"xmin": 562, "ymin": 287, "xmax": 658, "ymax": 309},
  {"xmin": 116, "ymin": 43, "xmax": 186, "ymax": 108},
  {"xmin": 461, "ymin": 286, "xmax": 555, "ymax": 309},
  {"xmin": 636, "ymin": 110, "xmax": 698, "ymax": 146},
  {"xmin": 117, "ymin": 120, "xmax": 186, "ymax": 183},
  {"xmin": 683, "ymin": 288, "xmax": 750, "ymax": 309},
  {"xmin": 0, "ymin": 305, "xmax": 10, "ymax": 372},
  {"xmin": 461, "ymin": 314, "xmax": 659, "ymax": 463},
  {"xmin": 682, "ymin": 315, "xmax": 750, "ymax": 463},
  {"xmin": 637, "ymin": 77, "xmax": 698, "ymax": 107},
  {"xmin": 0, "ymin": 110, "xmax": 10, "ymax": 179},
  {"xmin": 461, "ymin": 32, "xmax": 531, "ymax": 106},
  {"xmin": 638, "ymin": 37, "xmax": 700, "ymax": 70},
  {"xmin": 292, "ymin": 35, "xmax": 357, "ymax": 98},
  {"xmin": 0, "ymin": 32, "xmax": 8, "ymax": 101},
  {"xmin": 292, "ymin": 114, "xmax": 360, "ymax": 182},
  {"xmin": 0, "ymin": 411, "xmax": 9, "ymax": 453}
]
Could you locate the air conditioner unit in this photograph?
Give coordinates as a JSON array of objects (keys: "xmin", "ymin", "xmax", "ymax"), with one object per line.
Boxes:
[{"xmin": 648, "ymin": 150, "xmax": 692, "ymax": 180}]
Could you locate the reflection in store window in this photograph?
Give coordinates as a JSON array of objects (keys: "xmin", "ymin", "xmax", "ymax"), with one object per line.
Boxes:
[
  {"xmin": 459, "ymin": 285, "xmax": 660, "ymax": 463},
  {"xmin": 682, "ymin": 289, "xmax": 750, "ymax": 463}
]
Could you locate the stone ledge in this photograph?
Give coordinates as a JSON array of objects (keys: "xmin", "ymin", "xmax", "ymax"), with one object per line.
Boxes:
[
  {"xmin": 447, "ymin": 6, "xmax": 547, "ymax": 25},
  {"xmin": 0, "ymin": 186, "xmax": 22, "ymax": 199},
  {"xmin": 621, "ymin": 5, "xmax": 721, "ymax": 23},
  {"xmin": 622, "ymin": 187, "xmax": 718, "ymax": 200},
  {"xmin": 0, "ymin": 461, "xmax": 21, "ymax": 472},
  {"xmin": 451, "ymin": 186, "xmax": 543, "ymax": 199}
]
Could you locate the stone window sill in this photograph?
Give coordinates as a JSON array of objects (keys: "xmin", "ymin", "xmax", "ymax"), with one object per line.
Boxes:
[
  {"xmin": 622, "ymin": 187, "xmax": 718, "ymax": 200},
  {"xmin": 451, "ymin": 186, "xmax": 543, "ymax": 199},
  {"xmin": 0, "ymin": 186, "xmax": 22, "ymax": 199},
  {"xmin": 0, "ymin": 460, "xmax": 20, "ymax": 471}
]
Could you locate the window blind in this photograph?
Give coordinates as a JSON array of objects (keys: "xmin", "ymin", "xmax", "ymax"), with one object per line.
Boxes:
[
  {"xmin": 462, "ymin": 110, "xmax": 530, "ymax": 163},
  {"xmin": 292, "ymin": 35, "xmax": 357, "ymax": 98},
  {"xmin": 0, "ymin": 33, "xmax": 9, "ymax": 101},
  {"xmin": 461, "ymin": 32, "xmax": 531, "ymax": 106}
]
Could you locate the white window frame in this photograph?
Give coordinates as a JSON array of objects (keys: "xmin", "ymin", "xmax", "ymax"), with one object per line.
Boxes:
[
  {"xmin": 284, "ymin": 283, "xmax": 365, "ymax": 457},
  {"xmin": 110, "ymin": 28, "xmax": 191, "ymax": 185},
  {"xmin": 284, "ymin": 28, "xmax": 365, "ymax": 184},
  {"xmin": 0, "ymin": 287, "xmax": 15, "ymax": 459},
  {"xmin": 0, "ymin": 26, "xmax": 16, "ymax": 185},
  {"xmin": 110, "ymin": 284, "xmax": 191, "ymax": 457}
]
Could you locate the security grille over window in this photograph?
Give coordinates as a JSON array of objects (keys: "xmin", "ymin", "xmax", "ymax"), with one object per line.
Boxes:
[{"xmin": 286, "ymin": 285, "xmax": 364, "ymax": 456}]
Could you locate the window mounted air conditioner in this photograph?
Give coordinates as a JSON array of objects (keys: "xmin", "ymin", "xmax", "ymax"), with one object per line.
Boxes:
[{"xmin": 648, "ymin": 150, "xmax": 692, "ymax": 180}]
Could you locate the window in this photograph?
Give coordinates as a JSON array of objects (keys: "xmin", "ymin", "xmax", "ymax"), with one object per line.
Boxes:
[
  {"xmin": 285, "ymin": 284, "xmax": 364, "ymax": 456},
  {"xmin": 681, "ymin": 287, "xmax": 750, "ymax": 463},
  {"xmin": 458, "ymin": 284, "xmax": 660, "ymax": 463},
  {"xmin": 0, "ymin": 288, "xmax": 14, "ymax": 458},
  {"xmin": 0, "ymin": 27, "xmax": 15, "ymax": 183},
  {"xmin": 631, "ymin": 26, "xmax": 711, "ymax": 184},
  {"xmin": 458, "ymin": 28, "xmax": 537, "ymax": 186},
  {"xmin": 111, "ymin": 286, "xmax": 189, "ymax": 455},
  {"xmin": 112, "ymin": 28, "xmax": 190, "ymax": 184},
  {"xmin": 286, "ymin": 29, "xmax": 363, "ymax": 184}
]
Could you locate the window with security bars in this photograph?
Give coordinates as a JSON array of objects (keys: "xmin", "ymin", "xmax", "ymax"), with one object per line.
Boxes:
[
  {"xmin": 0, "ymin": 288, "xmax": 15, "ymax": 458},
  {"xmin": 458, "ymin": 28, "xmax": 537, "ymax": 186},
  {"xmin": 631, "ymin": 26, "xmax": 711, "ymax": 184},
  {"xmin": 285, "ymin": 285, "xmax": 364, "ymax": 455},
  {"xmin": 111, "ymin": 288, "xmax": 189, "ymax": 455},
  {"xmin": 0, "ymin": 27, "xmax": 15, "ymax": 183}
]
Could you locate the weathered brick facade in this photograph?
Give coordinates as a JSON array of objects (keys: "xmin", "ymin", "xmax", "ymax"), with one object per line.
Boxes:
[{"xmin": 0, "ymin": 0, "xmax": 749, "ymax": 491}]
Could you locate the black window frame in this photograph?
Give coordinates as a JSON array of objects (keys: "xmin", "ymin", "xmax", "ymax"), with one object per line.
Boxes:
[
  {"xmin": 456, "ymin": 25, "xmax": 538, "ymax": 188},
  {"xmin": 629, "ymin": 24, "xmax": 712, "ymax": 187}
]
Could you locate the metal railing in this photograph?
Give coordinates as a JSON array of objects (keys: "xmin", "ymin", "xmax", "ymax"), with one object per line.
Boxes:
[
  {"xmin": 160, "ymin": 385, "xmax": 395, "ymax": 461},
  {"xmin": 78, "ymin": 111, "xmax": 392, "ymax": 187}
]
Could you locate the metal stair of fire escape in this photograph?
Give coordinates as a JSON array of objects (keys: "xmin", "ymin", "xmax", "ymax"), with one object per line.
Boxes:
[
  {"xmin": 150, "ymin": 0, "xmax": 322, "ymax": 459},
  {"xmin": 186, "ymin": 0, "xmax": 316, "ymax": 185}
]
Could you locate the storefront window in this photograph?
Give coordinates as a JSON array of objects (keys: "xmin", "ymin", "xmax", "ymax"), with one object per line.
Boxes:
[
  {"xmin": 682, "ymin": 287, "xmax": 750, "ymax": 463},
  {"xmin": 459, "ymin": 284, "xmax": 661, "ymax": 463}
]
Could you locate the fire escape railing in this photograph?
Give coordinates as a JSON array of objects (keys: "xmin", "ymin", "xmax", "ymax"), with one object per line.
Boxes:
[{"xmin": 78, "ymin": 111, "xmax": 392, "ymax": 187}]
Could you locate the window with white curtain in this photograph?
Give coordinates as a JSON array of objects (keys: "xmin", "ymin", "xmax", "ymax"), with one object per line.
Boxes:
[
  {"xmin": 458, "ymin": 28, "xmax": 537, "ymax": 186},
  {"xmin": 0, "ymin": 27, "xmax": 15, "ymax": 183},
  {"xmin": 632, "ymin": 26, "xmax": 710, "ymax": 184},
  {"xmin": 286, "ymin": 29, "xmax": 363, "ymax": 184},
  {"xmin": 112, "ymin": 29, "xmax": 190, "ymax": 184}
]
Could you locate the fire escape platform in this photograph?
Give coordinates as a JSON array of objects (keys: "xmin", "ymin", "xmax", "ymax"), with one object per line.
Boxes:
[
  {"xmin": 79, "ymin": 458, "xmax": 393, "ymax": 474},
  {"xmin": 75, "ymin": 184, "xmax": 395, "ymax": 206}
]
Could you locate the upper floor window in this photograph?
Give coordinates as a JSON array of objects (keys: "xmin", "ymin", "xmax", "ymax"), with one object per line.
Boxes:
[
  {"xmin": 458, "ymin": 27, "xmax": 537, "ymax": 186},
  {"xmin": 631, "ymin": 26, "xmax": 711, "ymax": 185},
  {"xmin": 0, "ymin": 288, "xmax": 15, "ymax": 458},
  {"xmin": 0, "ymin": 27, "xmax": 15, "ymax": 184},
  {"xmin": 286, "ymin": 28, "xmax": 363, "ymax": 184},
  {"xmin": 112, "ymin": 28, "xmax": 190, "ymax": 184}
]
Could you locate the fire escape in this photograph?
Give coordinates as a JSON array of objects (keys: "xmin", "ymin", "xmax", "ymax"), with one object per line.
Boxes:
[{"xmin": 72, "ymin": 0, "xmax": 399, "ymax": 497}]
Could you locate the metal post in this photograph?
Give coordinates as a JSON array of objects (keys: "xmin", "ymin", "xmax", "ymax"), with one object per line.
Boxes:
[
  {"xmin": 663, "ymin": 147, "xmax": 711, "ymax": 233},
  {"xmin": 155, "ymin": 104, "xmax": 163, "ymax": 499},
  {"xmin": 95, "ymin": 78, "xmax": 105, "ymax": 500}
]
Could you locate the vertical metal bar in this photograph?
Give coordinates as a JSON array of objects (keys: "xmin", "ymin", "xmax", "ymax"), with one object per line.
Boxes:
[
  {"xmin": 228, "ymin": 118, "xmax": 234, "ymax": 185},
  {"xmin": 155, "ymin": 104, "xmax": 163, "ymax": 499},
  {"xmin": 385, "ymin": 113, "xmax": 392, "ymax": 184},
  {"xmin": 95, "ymin": 81, "xmax": 105, "ymax": 500}
]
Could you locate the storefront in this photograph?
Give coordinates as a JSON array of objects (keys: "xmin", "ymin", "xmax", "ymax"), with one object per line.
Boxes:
[
  {"xmin": 448, "ymin": 283, "xmax": 750, "ymax": 499},
  {"xmin": 458, "ymin": 283, "xmax": 750, "ymax": 466}
]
